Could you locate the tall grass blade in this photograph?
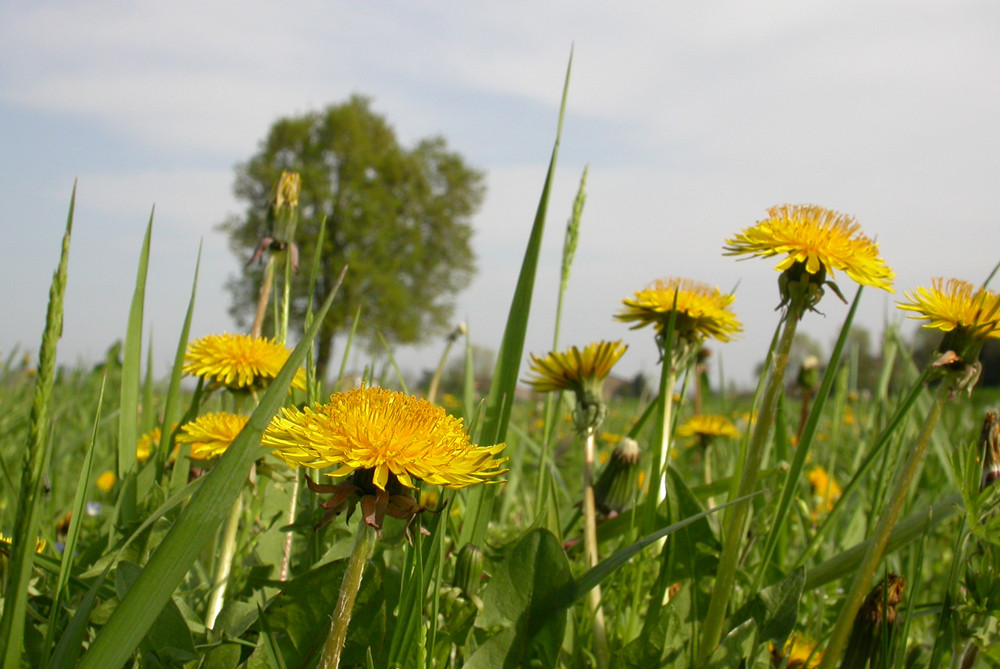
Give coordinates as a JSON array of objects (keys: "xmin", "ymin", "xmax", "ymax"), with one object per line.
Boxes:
[
  {"xmin": 116, "ymin": 209, "xmax": 154, "ymax": 525},
  {"xmin": 42, "ymin": 375, "xmax": 107, "ymax": 663},
  {"xmin": 164, "ymin": 245, "xmax": 200, "ymax": 493},
  {"xmin": 460, "ymin": 49, "xmax": 573, "ymax": 548},
  {"xmin": 0, "ymin": 184, "xmax": 74, "ymax": 669},
  {"xmin": 77, "ymin": 278, "xmax": 344, "ymax": 669}
]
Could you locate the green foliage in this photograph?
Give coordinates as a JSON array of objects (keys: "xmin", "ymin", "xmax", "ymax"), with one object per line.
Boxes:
[{"xmin": 220, "ymin": 95, "xmax": 485, "ymax": 379}]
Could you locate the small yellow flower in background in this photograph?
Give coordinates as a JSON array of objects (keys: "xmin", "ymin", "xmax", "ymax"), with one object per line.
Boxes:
[
  {"xmin": 183, "ymin": 333, "xmax": 306, "ymax": 391},
  {"xmin": 617, "ymin": 278, "xmax": 742, "ymax": 343},
  {"xmin": 769, "ymin": 633, "xmax": 822, "ymax": 668},
  {"xmin": 808, "ymin": 466, "xmax": 842, "ymax": 515},
  {"xmin": 676, "ymin": 414, "xmax": 739, "ymax": 443},
  {"xmin": 897, "ymin": 278, "xmax": 1000, "ymax": 342},
  {"xmin": 136, "ymin": 427, "xmax": 161, "ymax": 464},
  {"xmin": 176, "ymin": 413, "xmax": 250, "ymax": 460},
  {"xmin": 96, "ymin": 471, "xmax": 116, "ymax": 493},
  {"xmin": 724, "ymin": 204, "xmax": 894, "ymax": 292},
  {"xmin": 0, "ymin": 533, "xmax": 46, "ymax": 554}
]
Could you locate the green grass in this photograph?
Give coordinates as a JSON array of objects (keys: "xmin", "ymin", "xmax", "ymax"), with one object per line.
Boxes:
[{"xmin": 2, "ymin": 62, "xmax": 1000, "ymax": 669}]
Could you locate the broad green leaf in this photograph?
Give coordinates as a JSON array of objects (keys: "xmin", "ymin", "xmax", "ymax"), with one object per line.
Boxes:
[
  {"xmin": 467, "ymin": 528, "xmax": 573, "ymax": 668},
  {"xmin": 732, "ymin": 567, "xmax": 805, "ymax": 645}
]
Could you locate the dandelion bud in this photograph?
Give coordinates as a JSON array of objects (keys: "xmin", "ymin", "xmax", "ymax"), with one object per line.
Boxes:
[
  {"xmin": 979, "ymin": 411, "xmax": 1000, "ymax": 491},
  {"xmin": 841, "ymin": 574, "xmax": 905, "ymax": 668},
  {"xmin": 453, "ymin": 543, "xmax": 484, "ymax": 598},
  {"xmin": 275, "ymin": 170, "xmax": 301, "ymax": 210},
  {"xmin": 593, "ymin": 437, "xmax": 641, "ymax": 515}
]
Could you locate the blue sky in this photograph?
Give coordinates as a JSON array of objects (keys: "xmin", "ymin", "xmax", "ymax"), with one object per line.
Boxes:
[{"xmin": 1, "ymin": 2, "xmax": 998, "ymax": 389}]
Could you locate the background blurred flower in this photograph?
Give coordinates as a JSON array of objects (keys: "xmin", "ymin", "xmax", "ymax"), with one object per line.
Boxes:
[
  {"xmin": 177, "ymin": 412, "xmax": 250, "ymax": 460},
  {"xmin": 617, "ymin": 278, "xmax": 742, "ymax": 343},
  {"xmin": 183, "ymin": 332, "xmax": 306, "ymax": 391},
  {"xmin": 96, "ymin": 471, "xmax": 116, "ymax": 492}
]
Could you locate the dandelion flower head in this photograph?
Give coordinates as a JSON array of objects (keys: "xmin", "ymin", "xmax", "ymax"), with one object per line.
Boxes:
[
  {"xmin": 724, "ymin": 204, "xmax": 894, "ymax": 292},
  {"xmin": 263, "ymin": 386, "xmax": 507, "ymax": 491},
  {"xmin": 676, "ymin": 414, "xmax": 739, "ymax": 443},
  {"xmin": 183, "ymin": 333, "xmax": 306, "ymax": 391},
  {"xmin": 897, "ymin": 278, "xmax": 1000, "ymax": 342},
  {"xmin": 176, "ymin": 412, "xmax": 250, "ymax": 460},
  {"xmin": 136, "ymin": 428, "xmax": 160, "ymax": 464},
  {"xmin": 525, "ymin": 340, "xmax": 628, "ymax": 394},
  {"xmin": 617, "ymin": 278, "xmax": 742, "ymax": 342}
]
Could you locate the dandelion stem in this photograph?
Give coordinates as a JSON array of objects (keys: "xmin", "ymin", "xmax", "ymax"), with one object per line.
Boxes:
[
  {"xmin": 319, "ymin": 522, "xmax": 376, "ymax": 669},
  {"xmin": 250, "ymin": 256, "xmax": 276, "ymax": 339},
  {"xmin": 279, "ymin": 468, "xmax": 301, "ymax": 581},
  {"xmin": 582, "ymin": 426, "xmax": 610, "ymax": 669},
  {"xmin": 818, "ymin": 382, "xmax": 948, "ymax": 667},
  {"xmin": 205, "ymin": 491, "xmax": 243, "ymax": 630},
  {"xmin": 698, "ymin": 312, "xmax": 799, "ymax": 660}
]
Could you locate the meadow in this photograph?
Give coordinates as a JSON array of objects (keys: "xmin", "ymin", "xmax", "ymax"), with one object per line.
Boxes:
[{"xmin": 2, "ymin": 68, "xmax": 1000, "ymax": 669}]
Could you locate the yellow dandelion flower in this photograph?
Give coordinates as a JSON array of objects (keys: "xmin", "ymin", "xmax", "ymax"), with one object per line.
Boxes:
[
  {"xmin": 0, "ymin": 533, "xmax": 46, "ymax": 554},
  {"xmin": 616, "ymin": 278, "xmax": 742, "ymax": 342},
  {"xmin": 96, "ymin": 471, "xmax": 116, "ymax": 492},
  {"xmin": 525, "ymin": 340, "xmax": 628, "ymax": 394},
  {"xmin": 263, "ymin": 386, "xmax": 507, "ymax": 492},
  {"xmin": 676, "ymin": 414, "xmax": 739, "ymax": 442},
  {"xmin": 176, "ymin": 412, "xmax": 250, "ymax": 460},
  {"xmin": 183, "ymin": 333, "xmax": 306, "ymax": 391},
  {"xmin": 770, "ymin": 634, "xmax": 822, "ymax": 668},
  {"xmin": 897, "ymin": 278, "xmax": 1000, "ymax": 341},
  {"xmin": 136, "ymin": 427, "xmax": 161, "ymax": 464},
  {"xmin": 808, "ymin": 466, "xmax": 842, "ymax": 514},
  {"xmin": 724, "ymin": 204, "xmax": 894, "ymax": 292}
]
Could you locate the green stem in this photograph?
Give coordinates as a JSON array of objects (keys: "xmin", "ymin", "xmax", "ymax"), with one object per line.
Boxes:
[
  {"xmin": 319, "ymin": 522, "xmax": 377, "ymax": 669},
  {"xmin": 582, "ymin": 426, "xmax": 609, "ymax": 669},
  {"xmin": 205, "ymin": 491, "xmax": 243, "ymax": 630},
  {"xmin": 279, "ymin": 469, "xmax": 301, "ymax": 581},
  {"xmin": 698, "ymin": 313, "xmax": 799, "ymax": 660},
  {"xmin": 818, "ymin": 382, "xmax": 948, "ymax": 668}
]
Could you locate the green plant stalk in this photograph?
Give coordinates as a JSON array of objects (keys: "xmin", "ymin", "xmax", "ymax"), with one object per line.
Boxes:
[
  {"xmin": 251, "ymin": 255, "xmax": 277, "ymax": 339},
  {"xmin": 319, "ymin": 522, "xmax": 377, "ymax": 669},
  {"xmin": 698, "ymin": 312, "xmax": 799, "ymax": 661},
  {"xmin": 582, "ymin": 426, "xmax": 610, "ymax": 669},
  {"xmin": 426, "ymin": 331, "xmax": 460, "ymax": 404},
  {"xmin": 0, "ymin": 187, "xmax": 73, "ymax": 669},
  {"xmin": 205, "ymin": 491, "xmax": 244, "ymax": 630},
  {"xmin": 818, "ymin": 381, "xmax": 949, "ymax": 667}
]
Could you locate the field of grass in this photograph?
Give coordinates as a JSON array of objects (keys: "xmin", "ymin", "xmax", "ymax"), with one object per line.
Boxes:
[{"xmin": 3, "ymin": 66, "xmax": 1000, "ymax": 669}]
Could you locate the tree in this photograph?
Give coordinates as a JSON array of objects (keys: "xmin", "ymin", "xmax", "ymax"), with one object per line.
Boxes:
[{"xmin": 220, "ymin": 95, "xmax": 486, "ymax": 380}]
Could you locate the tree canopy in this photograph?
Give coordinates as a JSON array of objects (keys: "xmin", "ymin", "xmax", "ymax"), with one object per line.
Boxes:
[{"xmin": 220, "ymin": 95, "xmax": 486, "ymax": 380}]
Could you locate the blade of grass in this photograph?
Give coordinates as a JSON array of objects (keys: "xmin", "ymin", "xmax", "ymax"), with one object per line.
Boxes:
[
  {"xmin": 77, "ymin": 272, "xmax": 345, "ymax": 669},
  {"xmin": 42, "ymin": 375, "xmax": 107, "ymax": 663},
  {"xmin": 164, "ymin": 245, "xmax": 201, "ymax": 493},
  {"xmin": 0, "ymin": 184, "xmax": 74, "ymax": 669},
  {"xmin": 116, "ymin": 208, "xmax": 154, "ymax": 526},
  {"xmin": 459, "ymin": 48, "xmax": 573, "ymax": 548}
]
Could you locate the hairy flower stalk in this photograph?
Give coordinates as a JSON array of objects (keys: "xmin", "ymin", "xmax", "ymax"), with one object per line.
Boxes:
[
  {"xmin": 263, "ymin": 386, "xmax": 506, "ymax": 668},
  {"xmin": 700, "ymin": 205, "xmax": 893, "ymax": 661},
  {"xmin": 820, "ymin": 278, "xmax": 1000, "ymax": 666},
  {"xmin": 526, "ymin": 340, "xmax": 626, "ymax": 669}
]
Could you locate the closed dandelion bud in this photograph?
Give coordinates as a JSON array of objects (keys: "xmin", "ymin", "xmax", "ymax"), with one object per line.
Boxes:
[
  {"xmin": 840, "ymin": 574, "xmax": 905, "ymax": 669},
  {"xmin": 453, "ymin": 543, "xmax": 484, "ymax": 598},
  {"xmin": 979, "ymin": 411, "xmax": 1000, "ymax": 491},
  {"xmin": 275, "ymin": 170, "xmax": 301, "ymax": 211},
  {"xmin": 593, "ymin": 437, "xmax": 641, "ymax": 515}
]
